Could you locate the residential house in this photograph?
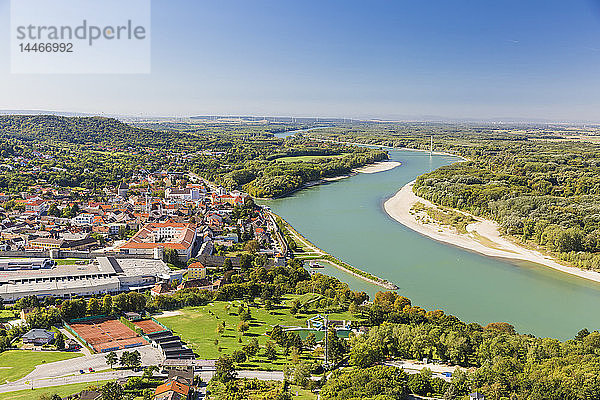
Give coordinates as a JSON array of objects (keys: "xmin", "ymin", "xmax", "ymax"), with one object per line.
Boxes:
[
  {"xmin": 167, "ymin": 369, "xmax": 194, "ymax": 386},
  {"xmin": 22, "ymin": 329, "xmax": 54, "ymax": 345},
  {"xmin": 24, "ymin": 199, "xmax": 47, "ymax": 215},
  {"xmin": 79, "ymin": 390, "xmax": 102, "ymax": 400},
  {"xmin": 153, "ymin": 380, "xmax": 190, "ymax": 400},
  {"xmin": 151, "ymin": 282, "xmax": 175, "ymax": 297},
  {"xmin": 71, "ymin": 213, "xmax": 96, "ymax": 226},
  {"xmin": 186, "ymin": 262, "xmax": 206, "ymax": 280},
  {"xmin": 118, "ymin": 182, "xmax": 129, "ymax": 198}
]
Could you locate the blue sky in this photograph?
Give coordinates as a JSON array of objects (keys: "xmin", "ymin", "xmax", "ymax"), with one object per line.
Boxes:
[{"xmin": 1, "ymin": 0, "xmax": 600, "ymax": 121}]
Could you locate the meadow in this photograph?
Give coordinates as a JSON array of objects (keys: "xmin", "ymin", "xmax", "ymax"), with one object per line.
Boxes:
[
  {"xmin": 0, "ymin": 351, "xmax": 82, "ymax": 383},
  {"xmin": 156, "ymin": 294, "xmax": 354, "ymax": 370}
]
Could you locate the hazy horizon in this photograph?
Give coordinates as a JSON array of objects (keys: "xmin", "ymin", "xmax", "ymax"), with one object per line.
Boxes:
[{"xmin": 2, "ymin": 0, "xmax": 600, "ymax": 122}]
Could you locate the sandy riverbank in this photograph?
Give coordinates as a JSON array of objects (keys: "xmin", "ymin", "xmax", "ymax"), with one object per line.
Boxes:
[
  {"xmin": 354, "ymin": 161, "xmax": 402, "ymax": 174},
  {"xmin": 384, "ymin": 181, "xmax": 600, "ymax": 284}
]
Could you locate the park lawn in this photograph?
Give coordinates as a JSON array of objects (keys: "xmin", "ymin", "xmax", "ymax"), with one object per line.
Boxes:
[
  {"xmin": 156, "ymin": 295, "xmax": 354, "ymax": 369},
  {"xmin": 0, "ymin": 351, "xmax": 83, "ymax": 383},
  {"xmin": 290, "ymin": 385, "xmax": 318, "ymax": 400},
  {"xmin": 53, "ymin": 258, "xmax": 88, "ymax": 266},
  {"xmin": 0, "ymin": 309, "xmax": 17, "ymax": 322},
  {"xmin": 277, "ymin": 154, "xmax": 347, "ymax": 163},
  {"xmin": 0, "ymin": 380, "xmax": 110, "ymax": 400}
]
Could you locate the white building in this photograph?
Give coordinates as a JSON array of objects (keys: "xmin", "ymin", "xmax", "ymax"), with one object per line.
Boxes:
[
  {"xmin": 165, "ymin": 187, "xmax": 204, "ymax": 202},
  {"xmin": 71, "ymin": 213, "xmax": 95, "ymax": 226},
  {"xmin": 0, "ymin": 257, "xmax": 181, "ymax": 302}
]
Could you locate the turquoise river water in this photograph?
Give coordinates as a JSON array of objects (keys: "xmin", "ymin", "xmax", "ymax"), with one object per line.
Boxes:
[{"xmin": 263, "ymin": 136, "xmax": 600, "ymax": 340}]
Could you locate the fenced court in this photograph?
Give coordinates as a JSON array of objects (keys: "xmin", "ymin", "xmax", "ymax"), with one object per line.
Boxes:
[
  {"xmin": 68, "ymin": 317, "xmax": 147, "ymax": 353},
  {"xmin": 133, "ymin": 319, "xmax": 167, "ymax": 334}
]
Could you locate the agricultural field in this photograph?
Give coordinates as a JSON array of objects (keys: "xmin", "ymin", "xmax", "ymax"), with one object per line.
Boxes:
[
  {"xmin": 155, "ymin": 295, "xmax": 354, "ymax": 370},
  {"xmin": 0, "ymin": 351, "xmax": 82, "ymax": 383}
]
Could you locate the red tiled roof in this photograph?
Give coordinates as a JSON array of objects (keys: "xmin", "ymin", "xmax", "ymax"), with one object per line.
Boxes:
[
  {"xmin": 154, "ymin": 381, "xmax": 189, "ymax": 396},
  {"xmin": 120, "ymin": 222, "xmax": 196, "ymax": 251}
]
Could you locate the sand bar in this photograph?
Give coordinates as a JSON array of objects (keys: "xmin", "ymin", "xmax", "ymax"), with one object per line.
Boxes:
[
  {"xmin": 384, "ymin": 181, "xmax": 600, "ymax": 284},
  {"xmin": 354, "ymin": 161, "xmax": 401, "ymax": 174}
]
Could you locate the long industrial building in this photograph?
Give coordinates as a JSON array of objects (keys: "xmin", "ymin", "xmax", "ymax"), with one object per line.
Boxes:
[{"xmin": 0, "ymin": 257, "xmax": 182, "ymax": 302}]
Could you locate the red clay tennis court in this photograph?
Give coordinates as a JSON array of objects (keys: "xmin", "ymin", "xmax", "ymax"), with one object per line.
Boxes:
[
  {"xmin": 133, "ymin": 319, "xmax": 166, "ymax": 334},
  {"xmin": 69, "ymin": 318, "xmax": 148, "ymax": 353}
]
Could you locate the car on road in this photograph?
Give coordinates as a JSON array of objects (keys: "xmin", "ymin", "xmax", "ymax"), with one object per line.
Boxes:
[
  {"xmin": 79, "ymin": 370, "xmax": 84, "ymax": 374},
  {"xmin": 88, "ymin": 367, "xmax": 95, "ymax": 372}
]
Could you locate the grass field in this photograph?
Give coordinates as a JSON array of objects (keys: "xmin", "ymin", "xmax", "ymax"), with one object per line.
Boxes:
[
  {"xmin": 0, "ymin": 380, "xmax": 110, "ymax": 400},
  {"xmin": 277, "ymin": 154, "xmax": 347, "ymax": 163},
  {"xmin": 53, "ymin": 258, "xmax": 88, "ymax": 266},
  {"xmin": 0, "ymin": 310, "xmax": 17, "ymax": 323},
  {"xmin": 290, "ymin": 385, "xmax": 318, "ymax": 399},
  {"xmin": 0, "ymin": 351, "xmax": 83, "ymax": 383},
  {"xmin": 156, "ymin": 295, "xmax": 353, "ymax": 370}
]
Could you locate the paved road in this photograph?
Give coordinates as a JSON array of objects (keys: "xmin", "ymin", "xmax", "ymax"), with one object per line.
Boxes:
[
  {"xmin": 0, "ymin": 363, "xmax": 284, "ymax": 395},
  {"xmin": 0, "ymin": 342, "xmax": 283, "ymax": 396},
  {"xmin": 23, "ymin": 345, "xmax": 162, "ymax": 380},
  {"xmin": 0, "ymin": 370, "xmax": 144, "ymax": 393},
  {"xmin": 0, "ymin": 345, "xmax": 163, "ymax": 394},
  {"xmin": 384, "ymin": 360, "xmax": 456, "ymax": 382},
  {"xmin": 195, "ymin": 370, "xmax": 284, "ymax": 382}
]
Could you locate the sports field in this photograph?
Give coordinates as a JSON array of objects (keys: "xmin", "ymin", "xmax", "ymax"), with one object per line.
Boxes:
[
  {"xmin": 133, "ymin": 319, "xmax": 166, "ymax": 334},
  {"xmin": 69, "ymin": 318, "xmax": 147, "ymax": 353}
]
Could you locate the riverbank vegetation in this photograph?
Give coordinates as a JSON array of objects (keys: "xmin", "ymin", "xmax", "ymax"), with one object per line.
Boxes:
[
  {"xmin": 411, "ymin": 202, "xmax": 475, "ymax": 234},
  {"xmin": 310, "ymin": 122, "xmax": 600, "ymax": 272},
  {"xmin": 337, "ymin": 291, "xmax": 600, "ymax": 400}
]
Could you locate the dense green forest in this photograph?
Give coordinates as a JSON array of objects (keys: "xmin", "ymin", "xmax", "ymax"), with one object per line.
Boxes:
[
  {"xmin": 310, "ymin": 123, "xmax": 600, "ymax": 272},
  {"xmin": 0, "ymin": 116, "xmax": 386, "ymax": 198}
]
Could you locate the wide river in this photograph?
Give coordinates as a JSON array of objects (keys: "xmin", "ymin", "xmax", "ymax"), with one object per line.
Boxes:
[{"xmin": 264, "ymin": 135, "xmax": 600, "ymax": 340}]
